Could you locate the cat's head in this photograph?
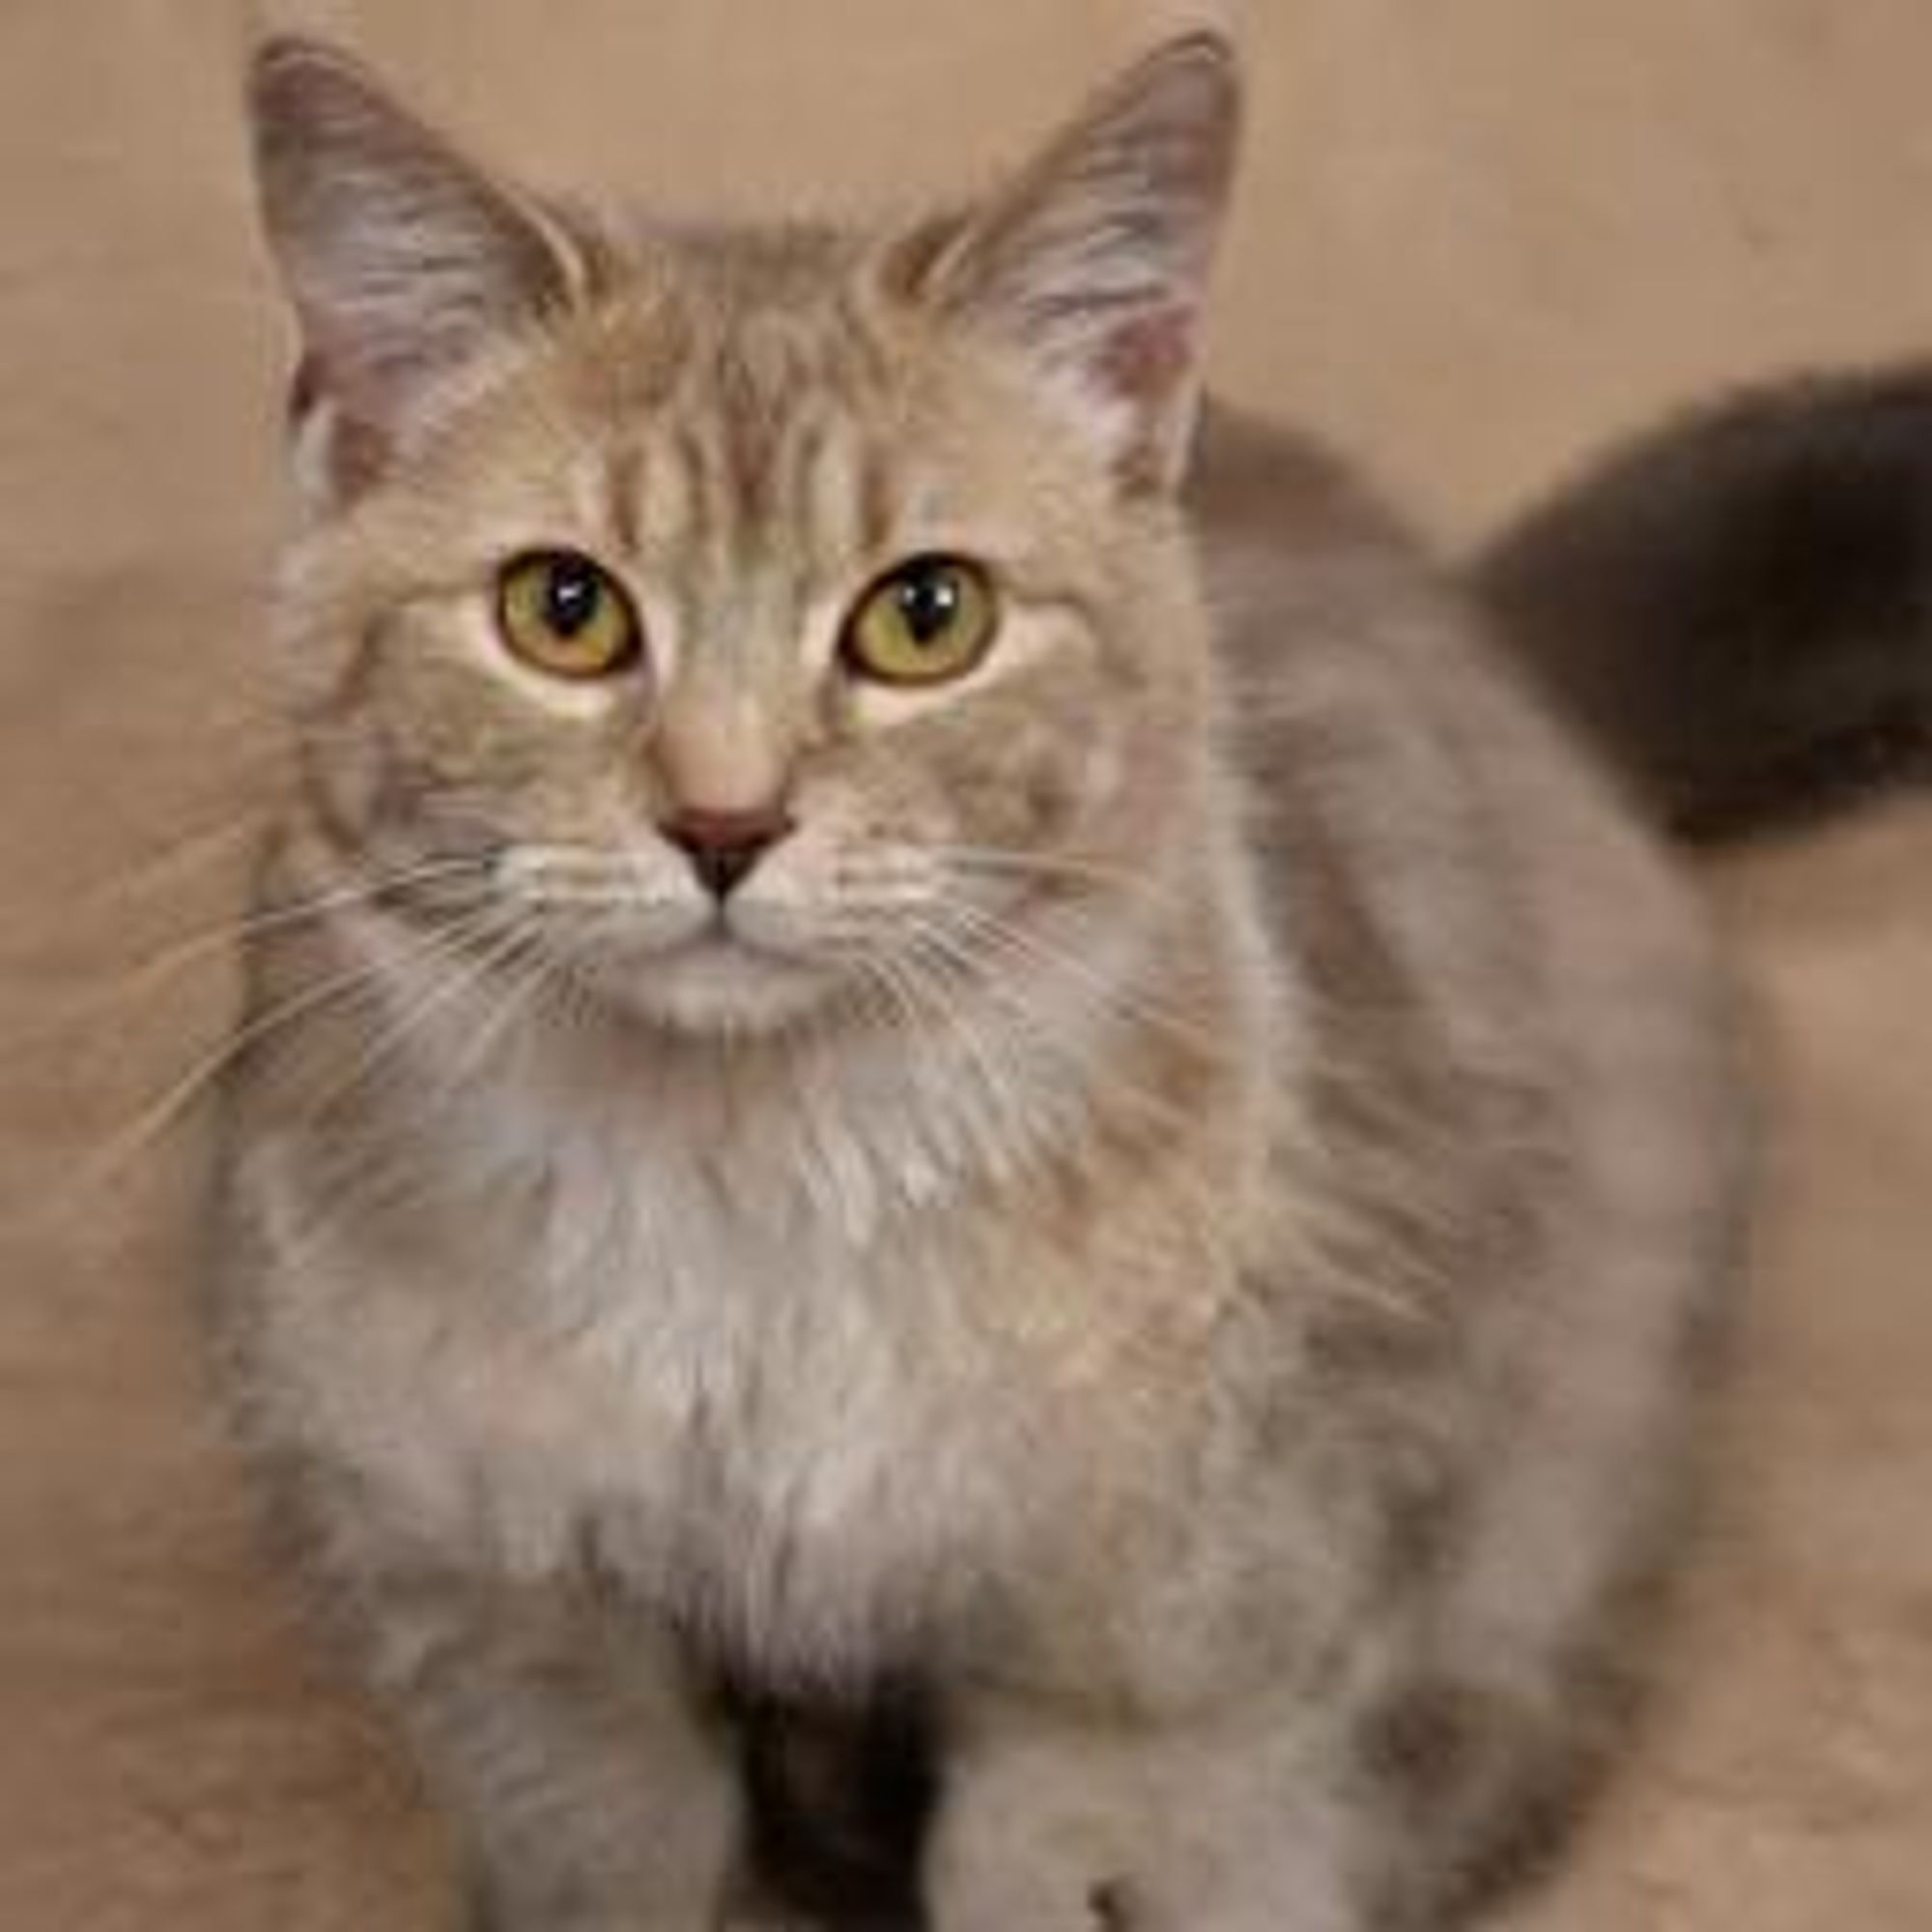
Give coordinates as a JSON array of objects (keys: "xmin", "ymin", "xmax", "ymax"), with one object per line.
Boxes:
[{"xmin": 249, "ymin": 32, "xmax": 1241, "ymax": 1037}]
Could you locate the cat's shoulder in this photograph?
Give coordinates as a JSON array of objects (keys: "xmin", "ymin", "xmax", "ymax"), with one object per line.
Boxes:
[{"xmin": 1187, "ymin": 399, "xmax": 1424, "ymax": 569}]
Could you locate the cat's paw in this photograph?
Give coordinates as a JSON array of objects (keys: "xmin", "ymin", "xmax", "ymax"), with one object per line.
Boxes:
[
  {"xmin": 924, "ymin": 1736, "xmax": 1143, "ymax": 1932},
  {"xmin": 925, "ymin": 1828, "xmax": 1126, "ymax": 1932}
]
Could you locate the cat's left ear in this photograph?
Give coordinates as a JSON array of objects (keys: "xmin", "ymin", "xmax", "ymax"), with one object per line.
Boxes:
[
  {"xmin": 917, "ymin": 32, "xmax": 1241, "ymax": 492},
  {"xmin": 247, "ymin": 36, "xmax": 584, "ymax": 505}
]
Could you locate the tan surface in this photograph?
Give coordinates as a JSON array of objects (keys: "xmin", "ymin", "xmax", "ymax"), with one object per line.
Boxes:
[{"xmin": 1, "ymin": 2, "xmax": 1928, "ymax": 1925}]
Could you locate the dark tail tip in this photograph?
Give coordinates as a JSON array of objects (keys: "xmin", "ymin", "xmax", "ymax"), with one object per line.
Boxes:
[{"xmin": 1475, "ymin": 366, "xmax": 1932, "ymax": 843}]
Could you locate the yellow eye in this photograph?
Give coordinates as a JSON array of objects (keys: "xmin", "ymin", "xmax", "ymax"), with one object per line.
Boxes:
[
  {"xmin": 497, "ymin": 550, "xmax": 641, "ymax": 681},
  {"xmin": 841, "ymin": 555, "xmax": 999, "ymax": 689}
]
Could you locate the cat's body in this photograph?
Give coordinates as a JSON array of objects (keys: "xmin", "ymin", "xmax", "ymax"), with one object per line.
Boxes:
[{"xmin": 213, "ymin": 36, "xmax": 1745, "ymax": 1931}]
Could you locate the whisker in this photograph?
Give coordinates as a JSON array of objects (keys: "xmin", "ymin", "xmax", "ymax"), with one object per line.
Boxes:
[
  {"xmin": 885, "ymin": 928, "xmax": 1062, "ymax": 1164},
  {"xmin": 230, "ymin": 926, "xmax": 564, "ymax": 1265},
  {"xmin": 929, "ymin": 895, "xmax": 1227, "ymax": 1063},
  {"xmin": 0, "ymin": 812, "xmax": 269, "ymax": 952},
  {"xmin": 898, "ymin": 911, "xmax": 1205, "ymax": 1140},
  {"xmin": 265, "ymin": 955, "xmax": 550, "ymax": 1264},
  {"xmin": 40, "ymin": 904, "xmax": 509, "ymax": 1224},
  {"xmin": 0, "ymin": 856, "xmax": 495, "ymax": 1057},
  {"xmin": 266, "ymin": 941, "xmax": 577, "ymax": 1298},
  {"xmin": 930, "ymin": 843, "xmax": 1155, "ymax": 895},
  {"xmin": 281, "ymin": 916, "xmax": 536, "ymax": 1134},
  {"xmin": 124, "ymin": 856, "xmax": 490, "ymax": 974},
  {"xmin": 432, "ymin": 936, "xmax": 559, "ymax": 1100}
]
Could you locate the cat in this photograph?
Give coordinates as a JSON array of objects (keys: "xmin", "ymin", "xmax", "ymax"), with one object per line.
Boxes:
[
  {"xmin": 1479, "ymin": 362, "xmax": 1932, "ymax": 840},
  {"xmin": 213, "ymin": 29, "xmax": 1750, "ymax": 1932}
]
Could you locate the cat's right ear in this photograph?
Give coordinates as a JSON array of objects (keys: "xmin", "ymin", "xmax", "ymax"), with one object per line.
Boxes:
[
  {"xmin": 247, "ymin": 37, "xmax": 582, "ymax": 506},
  {"xmin": 909, "ymin": 32, "xmax": 1241, "ymax": 495}
]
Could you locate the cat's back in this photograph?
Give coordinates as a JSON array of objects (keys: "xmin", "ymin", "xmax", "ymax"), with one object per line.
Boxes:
[
  {"xmin": 1186, "ymin": 398, "xmax": 1704, "ymax": 981},
  {"xmin": 1188, "ymin": 396, "xmax": 1739, "ymax": 1254},
  {"xmin": 1191, "ymin": 408, "xmax": 1745, "ymax": 1758}
]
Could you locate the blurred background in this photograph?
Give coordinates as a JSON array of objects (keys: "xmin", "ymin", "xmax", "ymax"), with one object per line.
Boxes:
[{"xmin": 0, "ymin": 2, "xmax": 1927, "ymax": 1926}]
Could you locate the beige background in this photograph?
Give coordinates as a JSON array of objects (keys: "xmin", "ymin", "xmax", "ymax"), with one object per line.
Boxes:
[{"xmin": 1, "ymin": 2, "xmax": 1928, "ymax": 1926}]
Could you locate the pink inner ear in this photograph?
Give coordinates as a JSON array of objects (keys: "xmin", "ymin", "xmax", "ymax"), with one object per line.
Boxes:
[
  {"xmin": 286, "ymin": 351, "xmax": 392, "ymax": 504},
  {"xmin": 1098, "ymin": 305, "xmax": 1198, "ymax": 410}
]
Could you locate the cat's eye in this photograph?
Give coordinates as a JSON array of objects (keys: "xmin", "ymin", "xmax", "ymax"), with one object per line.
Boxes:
[
  {"xmin": 841, "ymin": 555, "xmax": 999, "ymax": 689},
  {"xmin": 497, "ymin": 550, "xmax": 642, "ymax": 681}
]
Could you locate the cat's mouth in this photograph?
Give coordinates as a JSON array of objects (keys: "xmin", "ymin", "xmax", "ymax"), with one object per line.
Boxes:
[
  {"xmin": 495, "ymin": 840, "xmax": 926, "ymax": 1036},
  {"xmin": 567, "ymin": 911, "xmax": 848, "ymax": 1037},
  {"xmin": 662, "ymin": 917, "xmax": 798, "ymax": 968}
]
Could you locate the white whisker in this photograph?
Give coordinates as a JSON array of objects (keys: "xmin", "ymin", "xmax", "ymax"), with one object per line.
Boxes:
[
  {"xmin": 0, "ymin": 855, "xmax": 496, "ymax": 1060},
  {"xmin": 1, "ymin": 811, "xmax": 268, "ymax": 955},
  {"xmin": 887, "ymin": 926, "xmax": 1065, "ymax": 1170},
  {"xmin": 43, "ymin": 903, "xmax": 509, "ymax": 1225},
  {"xmin": 930, "ymin": 842, "xmax": 1154, "ymax": 895},
  {"xmin": 899, "ymin": 909, "xmax": 1205, "ymax": 1140},
  {"xmin": 282, "ymin": 916, "xmax": 536, "ymax": 1133},
  {"xmin": 934, "ymin": 895, "xmax": 1226, "ymax": 1062}
]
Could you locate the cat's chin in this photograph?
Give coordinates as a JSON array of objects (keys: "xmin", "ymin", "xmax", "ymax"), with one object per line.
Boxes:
[{"xmin": 583, "ymin": 934, "xmax": 845, "ymax": 1039}]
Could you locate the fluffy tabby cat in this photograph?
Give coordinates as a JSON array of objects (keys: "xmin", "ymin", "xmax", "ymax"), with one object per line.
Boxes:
[{"xmin": 214, "ymin": 31, "xmax": 1749, "ymax": 1931}]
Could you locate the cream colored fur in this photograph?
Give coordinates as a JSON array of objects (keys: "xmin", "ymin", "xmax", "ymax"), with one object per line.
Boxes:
[{"xmin": 213, "ymin": 31, "xmax": 1747, "ymax": 1932}]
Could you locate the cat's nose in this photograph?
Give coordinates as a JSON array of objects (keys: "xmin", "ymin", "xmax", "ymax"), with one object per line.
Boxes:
[{"xmin": 659, "ymin": 803, "xmax": 796, "ymax": 900}]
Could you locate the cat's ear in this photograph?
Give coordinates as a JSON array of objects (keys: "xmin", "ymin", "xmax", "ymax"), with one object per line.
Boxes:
[
  {"xmin": 247, "ymin": 37, "xmax": 582, "ymax": 502},
  {"xmin": 918, "ymin": 32, "xmax": 1241, "ymax": 491}
]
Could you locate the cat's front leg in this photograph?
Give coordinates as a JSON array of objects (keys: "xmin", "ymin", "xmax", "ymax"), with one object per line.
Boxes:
[
  {"xmin": 341, "ymin": 1558, "xmax": 739, "ymax": 1932},
  {"xmin": 921, "ymin": 1707, "xmax": 1129, "ymax": 1932},
  {"xmin": 925, "ymin": 1694, "xmax": 1365, "ymax": 1932}
]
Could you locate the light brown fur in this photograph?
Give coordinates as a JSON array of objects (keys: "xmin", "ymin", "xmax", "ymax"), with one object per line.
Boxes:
[{"xmin": 213, "ymin": 32, "xmax": 1747, "ymax": 1931}]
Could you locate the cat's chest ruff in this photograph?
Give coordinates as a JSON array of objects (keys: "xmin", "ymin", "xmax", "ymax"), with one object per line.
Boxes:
[{"xmin": 276, "ymin": 1113, "xmax": 1017, "ymax": 1666}]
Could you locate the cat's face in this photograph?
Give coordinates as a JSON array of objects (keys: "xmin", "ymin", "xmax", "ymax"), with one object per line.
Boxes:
[{"xmin": 255, "ymin": 35, "xmax": 1238, "ymax": 1037}]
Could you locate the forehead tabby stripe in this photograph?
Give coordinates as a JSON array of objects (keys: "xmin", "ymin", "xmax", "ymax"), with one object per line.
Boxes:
[{"xmin": 602, "ymin": 440, "xmax": 645, "ymax": 559}]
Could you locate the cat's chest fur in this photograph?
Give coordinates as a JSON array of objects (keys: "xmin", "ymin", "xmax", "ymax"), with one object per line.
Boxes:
[{"xmin": 250, "ymin": 1074, "xmax": 1085, "ymax": 1679}]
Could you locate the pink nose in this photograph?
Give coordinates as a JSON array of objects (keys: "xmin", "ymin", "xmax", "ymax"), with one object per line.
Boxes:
[{"xmin": 658, "ymin": 804, "xmax": 796, "ymax": 899}]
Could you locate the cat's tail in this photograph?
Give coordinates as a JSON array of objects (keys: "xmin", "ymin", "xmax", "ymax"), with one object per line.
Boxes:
[{"xmin": 1473, "ymin": 366, "xmax": 1932, "ymax": 842}]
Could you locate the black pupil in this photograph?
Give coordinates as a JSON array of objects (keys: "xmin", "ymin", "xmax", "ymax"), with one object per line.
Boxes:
[
  {"xmin": 894, "ymin": 567, "xmax": 960, "ymax": 647},
  {"xmin": 544, "ymin": 558, "xmax": 605, "ymax": 638}
]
